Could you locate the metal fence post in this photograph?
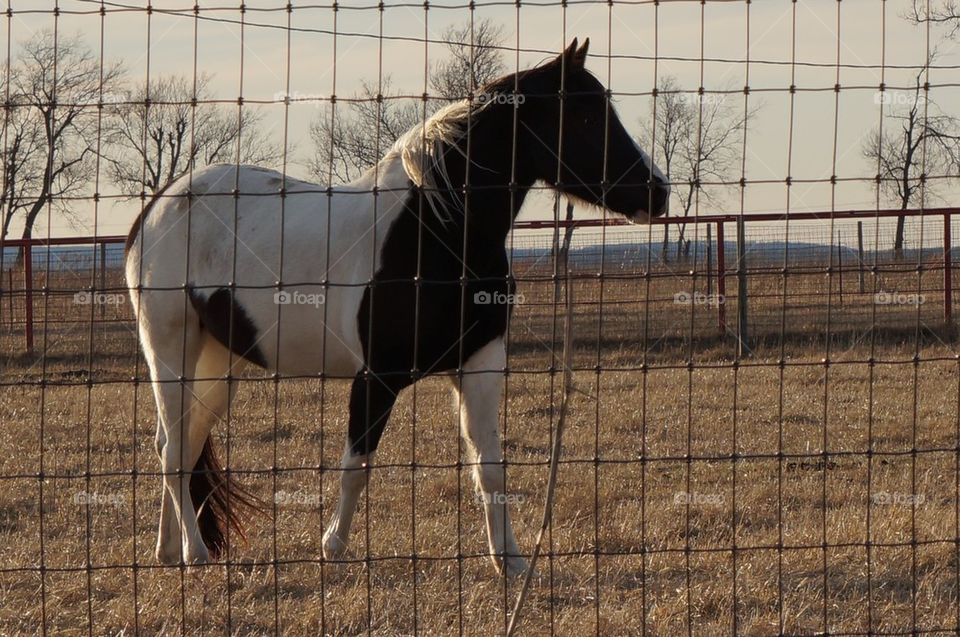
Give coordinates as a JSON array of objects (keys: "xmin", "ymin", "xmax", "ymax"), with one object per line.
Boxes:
[
  {"xmin": 99, "ymin": 240, "xmax": 107, "ymax": 319},
  {"xmin": 716, "ymin": 221, "xmax": 727, "ymax": 333},
  {"xmin": 736, "ymin": 216, "xmax": 749, "ymax": 356},
  {"xmin": 706, "ymin": 223, "xmax": 713, "ymax": 297},
  {"xmin": 945, "ymin": 212, "xmax": 953, "ymax": 323},
  {"xmin": 5, "ymin": 269, "xmax": 11, "ymax": 329},
  {"xmin": 857, "ymin": 221, "xmax": 865, "ymax": 294},
  {"xmin": 837, "ymin": 232, "xmax": 843, "ymax": 306},
  {"xmin": 24, "ymin": 242, "xmax": 33, "ymax": 355}
]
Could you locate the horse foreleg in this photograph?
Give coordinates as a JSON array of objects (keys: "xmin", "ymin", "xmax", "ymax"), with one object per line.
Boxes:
[
  {"xmin": 454, "ymin": 337, "xmax": 526, "ymax": 577},
  {"xmin": 323, "ymin": 371, "xmax": 402, "ymax": 561},
  {"xmin": 321, "ymin": 442, "xmax": 374, "ymax": 560}
]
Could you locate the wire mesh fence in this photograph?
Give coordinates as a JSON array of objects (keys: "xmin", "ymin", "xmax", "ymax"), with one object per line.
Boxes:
[{"xmin": 3, "ymin": 2, "xmax": 960, "ymax": 636}]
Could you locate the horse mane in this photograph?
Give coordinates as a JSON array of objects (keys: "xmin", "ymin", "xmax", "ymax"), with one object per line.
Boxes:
[
  {"xmin": 383, "ymin": 59, "xmax": 552, "ymax": 222},
  {"xmin": 387, "ymin": 99, "xmax": 491, "ymax": 224}
]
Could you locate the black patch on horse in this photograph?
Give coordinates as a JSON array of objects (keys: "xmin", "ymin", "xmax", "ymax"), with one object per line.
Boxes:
[
  {"xmin": 346, "ymin": 38, "xmax": 668, "ymax": 456},
  {"xmin": 348, "ymin": 85, "xmax": 526, "ymax": 456},
  {"xmin": 188, "ymin": 287, "xmax": 268, "ymax": 368},
  {"xmin": 349, "ymin": 181, "xmax": 516, "ymax": 455}
]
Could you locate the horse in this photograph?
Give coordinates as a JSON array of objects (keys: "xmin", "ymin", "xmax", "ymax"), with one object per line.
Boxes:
[{"xmin": 125, "ymin": 38, "xmax": 669, "ymax": 577}]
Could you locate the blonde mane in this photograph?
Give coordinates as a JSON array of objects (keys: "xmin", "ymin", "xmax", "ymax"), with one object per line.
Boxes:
[{"xmin": 387, "ymin": 99, "xmax": 490, "ymax": 224}]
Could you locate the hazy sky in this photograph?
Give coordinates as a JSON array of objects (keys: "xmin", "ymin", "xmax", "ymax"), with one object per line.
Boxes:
[{"xmin": 4, "ymin": 0, "xmax": 959, "ymax": 240}]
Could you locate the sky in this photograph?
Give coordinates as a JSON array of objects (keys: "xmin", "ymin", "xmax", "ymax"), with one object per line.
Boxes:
[{"xmin": 3, "ymin": 0, "xmax": 960, "ymax": 241}]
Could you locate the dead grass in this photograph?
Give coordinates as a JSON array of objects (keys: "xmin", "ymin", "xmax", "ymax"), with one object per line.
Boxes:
[{"xmin": 1, "ymin": 265, "xmax": 959, "ymax": 635}]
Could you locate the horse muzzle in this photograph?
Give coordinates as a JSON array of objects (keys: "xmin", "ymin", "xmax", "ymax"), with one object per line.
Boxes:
[{"xmin": 631, "ymin": 178, "xmax": 670, "ymax": 223}]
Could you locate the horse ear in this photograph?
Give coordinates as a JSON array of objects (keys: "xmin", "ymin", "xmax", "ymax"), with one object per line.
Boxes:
[
  {"xmin": 560, "ymin": 38, "xmax": 579, "ymax": 67},
  {"xmin": 573, "ymin": 38, "xmax": 590, "ymax": 68}
]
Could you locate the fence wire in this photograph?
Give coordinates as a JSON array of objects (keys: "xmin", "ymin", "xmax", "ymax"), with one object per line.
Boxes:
[{"xmin": 2, "ymin": 2, "xmax": 960, "ymax": 636}]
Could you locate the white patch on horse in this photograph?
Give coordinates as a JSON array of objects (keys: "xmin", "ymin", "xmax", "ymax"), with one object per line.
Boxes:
[
  {"xmin": 127, "ymin": 161, "xmax": 413, "ymax": 378},
  {"xmin": 451, "ymin": 336, "xmax": 526, "ymax": 577}
]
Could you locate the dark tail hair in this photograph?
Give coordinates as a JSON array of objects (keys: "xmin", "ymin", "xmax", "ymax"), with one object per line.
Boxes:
[{"xmin": 190, "ymin": 436, "xmax": 266, "ymax": 558}]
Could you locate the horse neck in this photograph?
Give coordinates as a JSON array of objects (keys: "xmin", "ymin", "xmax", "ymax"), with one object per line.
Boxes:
[{"xmin": 437, "ymin": 109, "xmax": 536, "ymax": 243}]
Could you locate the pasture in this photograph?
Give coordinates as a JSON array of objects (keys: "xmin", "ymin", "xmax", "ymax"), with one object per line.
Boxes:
[
  {"xmin": 1, "ymin": 243, "xmax": 958, "ymax": 635},
  {"xmin": 2, "ymin": 1, "xmax": 960, "ymax": 633}
]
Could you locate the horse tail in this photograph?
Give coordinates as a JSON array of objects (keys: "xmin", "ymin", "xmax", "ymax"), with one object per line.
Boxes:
[{"xmin": 190, "ymin": 436, "xmax": 265, "ymax": 558}]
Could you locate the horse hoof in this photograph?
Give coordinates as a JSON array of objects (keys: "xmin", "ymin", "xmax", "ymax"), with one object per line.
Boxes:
[
  {"xmin": 322, "ymin": 530, "xmax": 349, "ymax": 561},
  {"xmin": 155, "ymin": 545, "xmax": 209, "ymax": 566},
  {"xmin": 186, "ymin": 547, "xmax": 211, "ymax": 565},
  {"xmin": 155, "ymin": 539, "xmax": 183, "ymax": 566},
  {"xmin": 498, "ymin": 555, "xmax": 529, "ymax": 579}
]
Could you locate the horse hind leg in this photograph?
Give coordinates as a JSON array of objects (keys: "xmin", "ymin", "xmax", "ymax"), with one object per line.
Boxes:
[
  {"xmin": 139, "ymin": 303, "xmax": 210, "ymax": 564},
  {"xmin": 145, "ymin": 304, "xmax": 252, "ymax": 566},
  {"xmin": 185, "ymin": 335, "xmax": 254, "ymax": 559},
  {"xmin": 153, "ymin": 420, "xmax": 182, "ymax": 564}
]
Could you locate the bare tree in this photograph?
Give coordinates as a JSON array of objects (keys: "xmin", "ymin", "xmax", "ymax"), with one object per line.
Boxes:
[
  {"xmin": 862, "ymin": 68, "xmax": 960, "ymax": 253},
  {"xmin": 308, "ymin": 77, "xmax": 422, "ymax": 185},
  {"xmin": 431, "ymin": 20, "xmax": 506, "ymax": 100},
  {"xmin": 106, "ymin": 74, "xmax": 283, "ymax": 196},
  {"xmin": 907, "ymin": 0, "xmax": 960, "ymax": 37},
  {"xmin": 0, "ymin": 68, "xmax": 45, "ymax": 242},
  {"xmin": 641, "ymin": 76, "xmax": 751, "ymax": 259},
  {"xmin": 1, "ymin": 31, "xmax": 123, "ymax": 250},
  {"xmin": 307, "ymin": 19, "xmax": 506, "ymax": 184},
  {"xmin": 639, "ymin": 76, "xmax": 686, "ymax": 256}
]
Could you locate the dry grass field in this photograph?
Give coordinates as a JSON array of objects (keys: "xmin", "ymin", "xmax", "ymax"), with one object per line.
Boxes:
[{"xmin": 1, "ymin": 253, "xmax": 960, "ymax": 635}]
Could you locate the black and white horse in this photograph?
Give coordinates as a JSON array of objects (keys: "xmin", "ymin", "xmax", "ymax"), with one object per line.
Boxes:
[{"xmin": 126, "ymin": 39, "xmax": 669, "ymax": 577}]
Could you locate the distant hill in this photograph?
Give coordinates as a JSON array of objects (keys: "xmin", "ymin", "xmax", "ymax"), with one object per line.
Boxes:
[{"xmin": 2, "ymin": 237, "xmax": 950, "ymax": 274}]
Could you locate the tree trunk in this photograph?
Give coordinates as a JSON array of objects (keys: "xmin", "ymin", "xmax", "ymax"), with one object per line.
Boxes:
[
  {"xmin": 661, "ymin": 211, "xmax": 670, "ymax": 262},
  {"xmin": 14, "ymin": 198, "xmax": 45, "ymax": 268},
  {"xmin": 894, "ymin": 194, "xmax": 909, "ymax": 257},
  {"xmin": 16, "ymin": 115, "xmax": 55, "ymax": 268},
  {"xmin": 560, "ymin": 201, "xmax": 575, "ymax": 271},
  {"xmin": 1, "ymin": 207, "xmax": 13, "ymax": 243},
  {"xmin": 894, "ymin": 214, "xmax": 906, "ymax": 256},
  {"xmin": 895, "ymin": 113, "xmax": 916, "ymax": 258}
]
